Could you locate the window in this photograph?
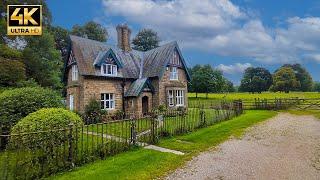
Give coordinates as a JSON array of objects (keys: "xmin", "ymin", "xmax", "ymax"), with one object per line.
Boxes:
[
  {"xmin": 168, "ymin": 90, "xmax": 174, "ymax": 107},
  {"xmin": 170, "ymin": 67, "xmax": 178, "ymax": 80},
  {"xmin": 71, "ymin": 65, "xmax": 78, "ymax": 81},
  {"xmin": 101, "ymin": 93, "xmax": 115, "ymax": 110},
  {"xmin": 69, "ymin": 95, "xmax": 74, "ymax": 111},
  {"xmin": 101, "ymin": 64, "xmax": 117, "ymax": 76},
  {"xmin": 175, "ymin": 90, "xmax": 184, "ymax": 106}
]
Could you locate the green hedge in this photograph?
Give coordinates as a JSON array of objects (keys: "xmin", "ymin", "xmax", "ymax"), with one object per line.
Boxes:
[
  {"xmin": 9, "ymin": 108, "xmax": 83, "ymax": 150},
  {"xmin": 0, "ymin": 87, "xmax": 63, "ymax": 131}
]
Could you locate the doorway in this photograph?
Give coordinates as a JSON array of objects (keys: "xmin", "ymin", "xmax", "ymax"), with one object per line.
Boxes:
[{"xmin": 142, "ymin": 96, "xmax": 148, "ymax": 115}]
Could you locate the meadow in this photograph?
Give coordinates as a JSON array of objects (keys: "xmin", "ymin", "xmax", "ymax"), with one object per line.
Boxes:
[{"xmin": 188, "ymin": 92, "xmax": 320, "ymax": 100}]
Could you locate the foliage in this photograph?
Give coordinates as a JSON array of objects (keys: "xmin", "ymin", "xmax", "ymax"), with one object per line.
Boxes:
[
  {"xmin": 239, "ymin": 67, "xmax": 272, "ymax": 93},
  {"xmin": 71, "ymin": 21, "xmax": 108, "ymax": 42},
  {"xmin": 49, "ymin": 26, "xmax": 71, "ymax": 60},
  {"xmin": 0, "ymin": 44, "xmax": 22, "ymax": 59},
  {"xmin": 83, "ymin": 99, "xmax": 107, "ymax": 124},
  {"xmin": 9, "ymin": 108, "xmax": 83, "ymax": 150},
  {"xmin": 23, "ymin": 30, "xmax": 63, "ymax": 90},
  {"xmin": 270, "ymin": 67, "xmax": 300, "ymax": 93},
  {"xmin": 313, "ymin": 82, "xmax": 320, "ymax": 92},
  {"xmin": 280, "ymin": 64, "xmax": 313, "ymax": 92},
  {"xmin": 0, "ymin": 87, "xmax": 63, "ymax": 130},
  {"xmin": 189, "ymin": 65, "xmax": 225, "ymax": 98},
  {"xmin": 0, "ymin": 18, "xmax": 5, "ymax": 44},
  {"xmin": 0, "ymin": 58, "xmax": 25, "ymax": 86},
  {"xmin": 222, "ymin": 79, "xmax": 235, "ymax": 92},
  {"xmin": 132, "ymin": 28, "xmax": 160, "ymax": 51}
]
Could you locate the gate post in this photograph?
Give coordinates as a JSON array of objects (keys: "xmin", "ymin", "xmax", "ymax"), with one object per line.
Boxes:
[{"xmin": 130, "ymin": 117, "xmax": 137, "ymax": 145}]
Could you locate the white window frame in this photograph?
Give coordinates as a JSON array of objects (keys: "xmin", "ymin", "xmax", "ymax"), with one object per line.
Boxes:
[
  {"xmin": 101, "ymin": 64, "xmax": 117, "ymax": 76},
  {"xmin": 168, "ymin": 90, "xmax": 174, "ymax": 107},
  {"xmin": 170, "ymin": 67, "xmax": 178, "ymax": 80},
  {"xmin": 101, "ymin": 93, "xmax": 115, "ymax": 110},
  {"xmin": 69, "ymin": 95, "xmax": 74, "ymax": 111},
  {"xmin": 71, "ymin": 65, "xmax": 78, "ymax": 81},
  {"xmin": 175, "ymin": 90, "xmax": 184, "ymax": 106}
]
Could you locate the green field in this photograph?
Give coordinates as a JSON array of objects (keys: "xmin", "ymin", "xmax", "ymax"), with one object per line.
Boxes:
[
  {"xmin": 188, "ymin": 92, "xmax": 320, "ymax": 100},
  {"xmin": 50, "ymin": 110, "xmax": 277, "ymax": 180}
]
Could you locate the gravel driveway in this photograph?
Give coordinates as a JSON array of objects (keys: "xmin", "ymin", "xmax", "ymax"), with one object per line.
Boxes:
[{"xmin": 166, "ymin": 113, "xmax": 320, "ymax": 180}]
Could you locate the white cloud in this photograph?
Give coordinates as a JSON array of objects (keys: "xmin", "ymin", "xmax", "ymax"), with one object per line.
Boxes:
[
  {"xmin": 217, "ymin": 63, "xmax": 252, "ymax": 74},
  {"xmin": 102, "ymin": 0, "xmax": 320, "ymax": 64}
]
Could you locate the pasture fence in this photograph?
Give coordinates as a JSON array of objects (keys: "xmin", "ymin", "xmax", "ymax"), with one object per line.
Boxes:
[{"xmin": 0, "ymin": 100, "xmax": 243, "ymax": 180}]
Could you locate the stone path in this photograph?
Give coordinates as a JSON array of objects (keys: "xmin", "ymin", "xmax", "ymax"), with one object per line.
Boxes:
[{"xmin": 166, "ymin": 113, "xmax": 320, "ymax": 180}]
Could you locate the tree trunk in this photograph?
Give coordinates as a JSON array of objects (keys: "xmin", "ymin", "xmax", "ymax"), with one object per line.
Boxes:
[{"xmin": 196, "ymin": 92, "xmax": 198, "ymax": 98}]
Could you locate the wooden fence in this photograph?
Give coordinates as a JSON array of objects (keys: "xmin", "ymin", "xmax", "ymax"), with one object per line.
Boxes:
[{"xmin": 0, "ymin": 101, "xmax": 243, "ymax": 179}]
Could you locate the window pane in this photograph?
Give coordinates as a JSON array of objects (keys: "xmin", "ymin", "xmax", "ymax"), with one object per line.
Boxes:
[
  {"xmin": 110, "ymin": 93, "xmax": 113, "ymax": 100},
  {"xmin": 101, "ymin": 101, "xmax": 104, "ymax": 109},
  {"xmin": 106, "ymin": 101, "xmax": 110, "ymax": 108},
  {"xmin": 101, "ymin": 94, "xmax": 105, "ymax": 100},
  {"xmin": 107, "ymin": 65, "xmax": 111, "ymax": 74},
  {"xmin": 110, "ymin": 101, "xmax": 114, "ymax": 108}
]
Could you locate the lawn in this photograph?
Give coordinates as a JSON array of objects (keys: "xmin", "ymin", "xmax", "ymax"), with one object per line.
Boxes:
[
  {"xmin": 188, "ymin": 92, "xmax": 320, "ymax": 100},
  {"xmin": 50, "ymin": 110, "xmax": 277, "ymax": 180}
]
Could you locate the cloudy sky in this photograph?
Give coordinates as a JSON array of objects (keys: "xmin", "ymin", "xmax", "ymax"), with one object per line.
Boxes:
[{"xmin": 48, "ymin": 0, "xmax": 320, "ymax": 85}]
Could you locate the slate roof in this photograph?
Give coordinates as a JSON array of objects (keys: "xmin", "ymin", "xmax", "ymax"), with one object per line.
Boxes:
[
  {"xmin": 68, "ymin": 35, "xmax": 191, "ymax": 96},
  {"xmin": 124, "ymin": 78, "xmax": 152, "ymax": 97}
]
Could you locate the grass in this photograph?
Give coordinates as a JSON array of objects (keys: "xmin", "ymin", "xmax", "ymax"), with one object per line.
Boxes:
[
  {"xmin": 189, "ymin": 92, "xmax": 320, "ymax": 100},
  {"xmin": 50, "ymin": 110, "xmax": 277, "ymax": 180},
  {"xmin": 286, "ymin": 110, "xmax": 320, "ymax": 119}
]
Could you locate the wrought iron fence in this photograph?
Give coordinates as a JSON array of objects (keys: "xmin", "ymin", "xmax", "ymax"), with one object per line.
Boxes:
[{"xmin": 0, "ymin": 100, "xmax": 243, "ymax": 179}]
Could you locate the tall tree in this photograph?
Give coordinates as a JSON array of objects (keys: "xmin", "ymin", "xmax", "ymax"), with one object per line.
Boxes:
[
  {"xmin": 189, "ymin": 64, "xmax": 225, "ymax": 98},
  {"xmin": 239, "ymin": 67, "xmax": 272, "ymax": 93},
  {"xmin": 23, "ymin": 31, "xmax": 63, "ymax": 90},
  {"xmin": 270, "ymin": 67, "xmax": 300, "ymax": 93},
  {"xmin": 313, "ymin": 82, "xmax": 320, "ymax": 92},
  {"xmin": 49, "ymin": 26, "xmax": 70, "ymax": 60},
  {"xmin": 132, "ymin": 28, "xmax": 160, "ymax": 51},
  {"xmin": 71, "ymin": 21, "xmax": 108, "ymax": 42},
  {"xmin": 222, "ymin": 79, "xmax": 235, "ymax": 93},
  {"xmin": 279, "ymin": 64, "xmax": 313, "ymax": 92}
]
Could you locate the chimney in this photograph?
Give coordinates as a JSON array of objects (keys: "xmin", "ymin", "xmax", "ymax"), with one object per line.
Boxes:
[{"xmin": 116, "ymin": 24, "xmax": 132, "ymax": 52}]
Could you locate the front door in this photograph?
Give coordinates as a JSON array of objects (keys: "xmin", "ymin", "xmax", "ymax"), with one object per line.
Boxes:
[{"xmin": 142, "ymin": 96, "xmax": 148, "ymax": 115}]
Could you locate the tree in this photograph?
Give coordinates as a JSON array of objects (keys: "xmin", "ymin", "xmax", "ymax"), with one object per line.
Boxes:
[
  {"xmin": 132, "ymin": 28, "xmax": 160, "ymax": 51},
  {"xmin": 23, "ymin": 31, "xmax": 63, "ymax": 90},
  {"xmin": 71, "ymin": 21, "xmax": 108, "ymax": 42},
  {"xmin": 270, "ymin": 67, "xmax": 300, "ymax": 93},
  {"xmin": 313, "ymin": 82, "xmax": 320, "ymax": 92},
  {"xmin": 189, "ymin": 64, "xmax": 225, "ymax": 98},
  {"xmin": 222, "ymin": 79, "xmax": 235, "ymax": 93},
  {"xmin": 279, "ymin": 64, "xmax": 313, "ymax": 92},
  {"xmin": 239, "ymin": 67, "xmax": 272, "ymax": 93},
  {"xmin": 49, "ymin": 26, "xmax": 71, "ymax": 60},
  {"xmin": 0, "ymin": 58, "xmax": 26, "ymax": 86}
]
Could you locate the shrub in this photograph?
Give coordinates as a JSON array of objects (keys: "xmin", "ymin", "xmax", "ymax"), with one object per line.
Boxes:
[
  {"xmin": 7, "ymin": 108, "xmax": 83, "ymax": 179},
  {"xmin": 0, "ymin": 58, "xmax": 26, "ymax": 87},
  {"xmin": 0, "ymin": 87, "xmax": 63, "ymax": 131},
  {"xmin": 83, "ymin": 98, "xmax": 107, "ymax": 124},
  {"xmin": 9, "ymin": 108, "xmax": 83, "ymax": 150}
]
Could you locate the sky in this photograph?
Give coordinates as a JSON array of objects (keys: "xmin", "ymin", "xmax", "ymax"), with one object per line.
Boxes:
[{"xmin": 47, "ymin": 0, "xmax": 320, "ymax": 85}]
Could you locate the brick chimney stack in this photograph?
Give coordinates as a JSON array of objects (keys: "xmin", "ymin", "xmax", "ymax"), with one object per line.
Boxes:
[{"xmin": 116, "ymin": 24, "xmax": 132, "ymax": 52}]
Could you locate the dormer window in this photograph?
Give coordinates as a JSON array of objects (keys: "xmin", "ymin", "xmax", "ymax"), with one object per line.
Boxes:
[
  {"xmin": 101, "ymin": 64, "xmax": 117, "ymax": 76},
  {"xmin": 71, "ymin": 65, "xmax": 78, "ymax": 81},
  {"xmin": 170, "ymin": 67, "xmax": 178, "ymax": 80}
]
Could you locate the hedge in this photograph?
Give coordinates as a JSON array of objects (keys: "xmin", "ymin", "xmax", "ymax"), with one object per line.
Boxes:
[
  {"xmin": 9, "ymin": 108, "xmax": 83, "ymax": 150},
  {"xmin": 0, "ymin": 87, "xmax": 63, "ymax": 131}
]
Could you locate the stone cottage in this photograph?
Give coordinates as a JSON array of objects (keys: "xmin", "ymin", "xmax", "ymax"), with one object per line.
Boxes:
[{"xmin": 64, "ymin": 24, "xmax": 191, "ymax": 116}]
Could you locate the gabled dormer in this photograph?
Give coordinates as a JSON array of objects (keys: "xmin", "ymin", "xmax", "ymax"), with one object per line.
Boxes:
[
  {"xmin": 94, "ymin": 49, "xmax": 123, "ymax": 77},
  {"xmin": 67, "ymin": 51, "xmax": 79, "ymax": 82}
]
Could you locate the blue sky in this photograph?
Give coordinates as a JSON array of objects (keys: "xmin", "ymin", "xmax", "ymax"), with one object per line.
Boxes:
[{"xmin": 47, "ymin": 0, "xmax": 320, "ymax": 85}]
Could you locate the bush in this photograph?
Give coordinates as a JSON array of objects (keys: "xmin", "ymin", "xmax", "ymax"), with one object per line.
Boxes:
[
  {"xmin": 7, "ymin": 108, "xmax": 83, "ymax": 179},
  {"xmin": 83, "ymin": 98, "xmax": 107, "ymax": 124},
  {"xmin": 0, "ymin": 87, "xmax": 63, "ymax": 131},
  {"xmin": 9, "ymin": 108, "xmax": 83, "ymax": 150},
  {"xmin": 0, "ymin": 58, "xmax": 26, "ymax": 87}
]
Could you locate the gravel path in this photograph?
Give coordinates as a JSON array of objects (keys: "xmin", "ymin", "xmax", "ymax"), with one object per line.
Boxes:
[{"xmin": 166, "ymin": 113, "xmax": 320, "ymax": 180}]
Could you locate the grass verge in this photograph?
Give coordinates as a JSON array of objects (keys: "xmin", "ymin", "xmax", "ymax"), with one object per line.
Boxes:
[
  {"xmin": 49, "ymin": 110, "xmax": 277, "ymax": 180},
  {"xmin": 286, "ymin": 110, "xmax": 320, "ymax": 119}
]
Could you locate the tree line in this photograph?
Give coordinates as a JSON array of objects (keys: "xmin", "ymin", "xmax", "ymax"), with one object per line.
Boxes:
[
  {"xmin": 188, "ymin": 63, "xmax": 320, "ymax": 97},
  {"xmin": 0, "ymin": 0, "xmax": 160, "ymax": 92}
]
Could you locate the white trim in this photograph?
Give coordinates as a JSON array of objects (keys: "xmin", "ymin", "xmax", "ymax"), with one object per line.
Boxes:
[
  {"xmin": 101, "ymin": 64, "xmax": 117, "ymax": 76},
  {"xmin": 170, "ymin": 67, "xmax": 178, "ymax": 80},
  {"xmin": 101, "ymin": 93, "xmax": 115, "ymax": 110},
  {"xmin": 175, "ymin": 90, "xmax": 184, "ymax": 106},
  {"xmin": 168, "ymin": 90, "xmax": 174, "ymax": 107},
  {"xmin": 71, "ymin": 65, "xmax": 78, "ymax": 81},
  {"xmin": 69, "ymin": 95, "xmax": 74, "ymax": 111}
]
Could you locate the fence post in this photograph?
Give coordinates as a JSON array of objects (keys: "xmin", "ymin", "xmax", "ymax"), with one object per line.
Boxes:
[
  {"xmin": 130, "ymin": 117, "xmax": 137, "ymax": 145},
  {"xmin": 68, "ymin": 124, "xmax": 74, "ymax": 167}
]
